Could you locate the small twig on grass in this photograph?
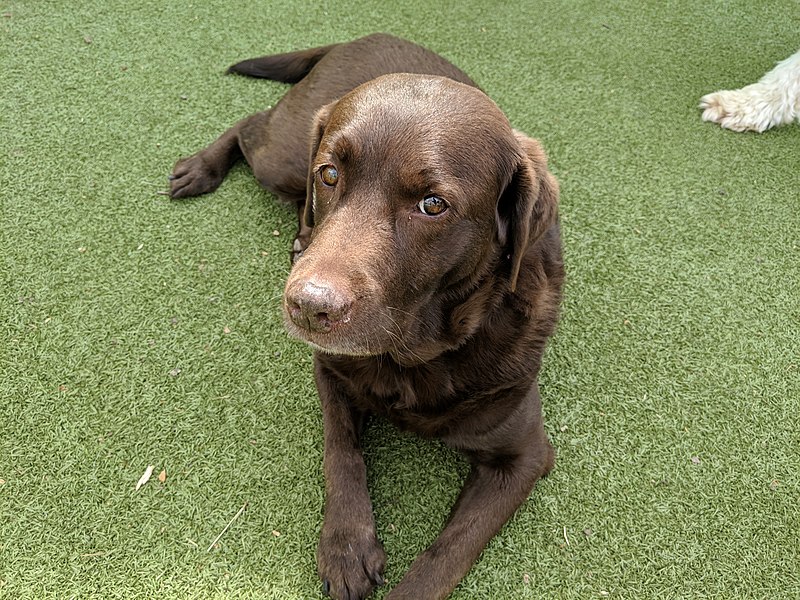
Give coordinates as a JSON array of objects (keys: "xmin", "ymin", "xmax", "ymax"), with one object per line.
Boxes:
[{"xmin": 207, "ymin": 502, "xmax": 248, "ymax": 552}]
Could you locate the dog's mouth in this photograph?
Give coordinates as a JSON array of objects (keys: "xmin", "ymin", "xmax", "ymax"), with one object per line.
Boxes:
[
  {"xmin": 282, "ymin": 293, "xmax": 433, "ymax": 363},
  {"xmin": 283, "ymin": 303, "xmax": 455, "ymax": 368},
  {"xmin": 282, "ymin": 306, "xmax": 390, "ymax": 357},
  {"xmin": 292, "ymin": 335, "xmax": 376, "ymax": 358}
]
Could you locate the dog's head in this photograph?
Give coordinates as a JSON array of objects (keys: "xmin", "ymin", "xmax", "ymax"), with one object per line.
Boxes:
[{"xmin": 283, "ymin": 74, "xmax": 558, "ymax": 363}]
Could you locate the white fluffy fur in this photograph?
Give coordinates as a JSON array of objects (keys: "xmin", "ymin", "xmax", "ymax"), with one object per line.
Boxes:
[{"xmin": 700, "ymin": 49, "xmax": 800, "ymax": 132}]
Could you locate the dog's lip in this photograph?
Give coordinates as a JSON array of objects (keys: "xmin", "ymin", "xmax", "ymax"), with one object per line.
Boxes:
[
  {"xmin": 304, "ymin": 339, "xmax": 374, "ymax": 357},
  {"xmin": 282, "ymin": 313, "xmax": 378, "ymax": 357},
  {"xmin": 288, "ymin": 330, "xmax": 377, "ymax": 358},
  {"xmin": 283, "ymin": 320, "xmax": 435, "ymax": 365}
]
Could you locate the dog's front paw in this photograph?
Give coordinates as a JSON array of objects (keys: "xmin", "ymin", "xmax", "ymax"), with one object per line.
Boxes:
[
  {"xmin": 291, "ymin": 238, "xmax": 306, "ymax": 265},
  {"xmin": 317, "ymin": 526, "xmax": 386, "ymax": 600},
  {"xmin": 699, "ymin": 86, "xmax": 774, "ymax": 132},
  {"xmin": 169, "ymin": 154, "xmax": 225, "ymax": 198},
  {"xmin": 291, "ymin": 225, "xmax": 313, "ymax": 265}
]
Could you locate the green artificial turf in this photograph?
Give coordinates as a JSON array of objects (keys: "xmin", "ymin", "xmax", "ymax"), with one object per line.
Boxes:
[{"xmin": 2, "ymin": 0, "xmax": 799, "ymax": 598}]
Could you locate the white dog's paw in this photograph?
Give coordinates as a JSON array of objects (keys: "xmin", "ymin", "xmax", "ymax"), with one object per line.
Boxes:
[
  {"xmin": 700, "ymin": 50, "xmax": 800, "ymax": 133},
  {"xmin": 699, "ymin": 86, "xmax": 775, "ymax": 132}
]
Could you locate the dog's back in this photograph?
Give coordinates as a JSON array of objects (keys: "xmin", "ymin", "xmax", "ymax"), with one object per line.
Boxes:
[
  {"xmin": 225, "ymin": 33, "xmax": 480, "ymax": 207},
  {"xmin": 227, "ymin": 33, "xmax": 476, "ymax": 88}
]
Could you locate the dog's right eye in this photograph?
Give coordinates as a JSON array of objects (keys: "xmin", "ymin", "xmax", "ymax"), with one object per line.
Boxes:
[
  {"xmin": 319, "ymin": 165, "xmax": 339, "ymax": 187},
  {"xmin": 418, "ymin": 195, "xmax": 448, "ymax": 216}
]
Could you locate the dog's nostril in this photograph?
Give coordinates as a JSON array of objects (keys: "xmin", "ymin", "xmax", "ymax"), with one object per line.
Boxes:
[
  {"xmin": 289, "ymin": 301, "xmax": 302, "ymax": 318},
  {"xmin": 314, "ymin": 311, "xmax": 332, "ymax": 328}
]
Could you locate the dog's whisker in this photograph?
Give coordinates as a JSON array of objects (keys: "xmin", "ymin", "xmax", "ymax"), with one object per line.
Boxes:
[
  {"xmin": 386, "ymin": 305, "xmax": 425, "ymax": 324},
  {"xmin": 380, "ymin": 326, "xmax": 401, "ymax": 358},
  {"xmin": 380, "ymin": 319, "xmax": 424, "ymax": 365},
  {"xmin": 382, "ymin": 313, "xmax": 411, "ymax": 354}
]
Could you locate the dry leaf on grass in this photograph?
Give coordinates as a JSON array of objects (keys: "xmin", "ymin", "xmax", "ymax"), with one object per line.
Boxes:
[
  {"xmin": 158, "ymin": 469, "xmax": 167, "ymax": 484},
  {"xmin": 135, "ymin": 465, "xmax": 155, "ymax": 491}
]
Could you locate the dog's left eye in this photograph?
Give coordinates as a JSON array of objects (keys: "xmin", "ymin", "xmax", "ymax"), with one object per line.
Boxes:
[
  {"xmin": 418, "ymin": 195, "xmax": 448, "ymax": 216},
  {"xmin": 319, "ymin": 165, "xmax": 339, "ymax": 187}
]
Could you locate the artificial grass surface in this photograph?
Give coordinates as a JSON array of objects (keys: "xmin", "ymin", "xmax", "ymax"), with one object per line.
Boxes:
[{"xmin": 2, "ymin": 0, "xmax": 798, "ymax": 598}]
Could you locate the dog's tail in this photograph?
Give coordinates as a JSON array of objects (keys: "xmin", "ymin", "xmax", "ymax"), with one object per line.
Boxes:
[{"xmin": 226, "ymin": 43, "xmax": 338, "ymax": 84}]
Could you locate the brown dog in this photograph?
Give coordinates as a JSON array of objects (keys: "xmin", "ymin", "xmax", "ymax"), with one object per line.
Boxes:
[{"xmin": 170, "ymin": 33, "xmax": 564, "ymax": 600}]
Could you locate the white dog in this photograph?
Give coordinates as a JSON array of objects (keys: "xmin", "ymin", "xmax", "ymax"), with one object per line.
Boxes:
[{"xmin": 700, "ymin": 49, "xmax": 800, "ymax": 132}]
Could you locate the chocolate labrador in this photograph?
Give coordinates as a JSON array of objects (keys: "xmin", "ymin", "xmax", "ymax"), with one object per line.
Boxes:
[{"xmin": 169, "ymin": 33, "xmax": 564, "ymax": 600}]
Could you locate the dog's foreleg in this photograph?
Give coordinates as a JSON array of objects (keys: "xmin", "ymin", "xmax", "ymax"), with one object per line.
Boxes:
[
  {"xmin": 314, "ymin": 358, "xmax": 386, "ymax": 600},
  {"xmin": 386, "ymin": 387, "xmax": 554, "ymax": 600}
]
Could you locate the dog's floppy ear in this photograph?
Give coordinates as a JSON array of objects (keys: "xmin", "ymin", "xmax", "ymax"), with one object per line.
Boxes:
[
  {"xmin": 496, "ymin": 131, "xmax": 559, "ymax": 292},
  {"xmin": 303, "ymin": 102, "xmax": 335, "ymax": 228}
]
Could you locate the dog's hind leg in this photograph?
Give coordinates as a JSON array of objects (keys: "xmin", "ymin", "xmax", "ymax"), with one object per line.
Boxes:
[
  {"xmin": 169, "ymin": 111, "xmax": 272, "ymax": 199},
  {"xmin": 170, "ymin": 108, "xmax": 312, "ymax": 264},
  {"xmin": 170, "ymin": 106, "xmax": 312, "ymax": 267}
]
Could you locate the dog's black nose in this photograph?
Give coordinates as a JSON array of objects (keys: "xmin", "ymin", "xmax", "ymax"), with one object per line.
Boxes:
[{"xmin": 285, "ymin": 279, "xmax": 353, "ymax": 334}]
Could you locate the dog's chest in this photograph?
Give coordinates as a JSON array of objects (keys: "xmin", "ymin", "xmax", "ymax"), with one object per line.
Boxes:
[{"xmin": 343, "ymin": 358, "xmax": 468, "ymax": 436}]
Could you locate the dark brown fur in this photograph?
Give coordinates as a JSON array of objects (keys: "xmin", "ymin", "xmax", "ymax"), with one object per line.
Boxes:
[{"xmin": 170, "ymin": 33, "xmax": 564, "ymax": 600}]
